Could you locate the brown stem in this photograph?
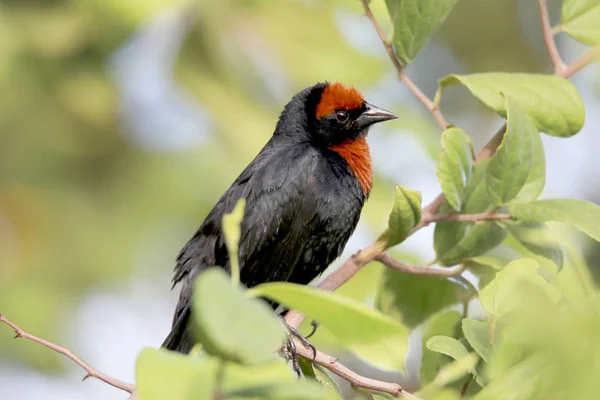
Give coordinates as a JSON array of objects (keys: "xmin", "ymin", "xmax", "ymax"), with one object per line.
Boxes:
[
  {"xmin": 426, "ymin": 212, "xmax": 514, "ymax": 223},
  {"xmin": 560, "ymin": 43, "xmax": 600, "ymax": 78},
  {"xmin": 360, "ymin": 0, "xmax": 448, "ymax": 130},
  {"xmin": 291, "ymin": 338, "xmax": 422, "ymax": 399},
  {"xmin": 0, "ymin": 314, "xmax": 135, "ymax": 394},
  {"xmin": 460, "ymin": 374, "xmax": 473, "ymax": 397},
  {"xmin": 537, "ymin": 0, "xmax": 566, "ymax": 75}
]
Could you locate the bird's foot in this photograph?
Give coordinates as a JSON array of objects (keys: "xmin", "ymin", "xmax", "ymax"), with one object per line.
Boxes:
[{"xmin": 279, "ymin": 319, "xmax": 318, "ymax": 377}]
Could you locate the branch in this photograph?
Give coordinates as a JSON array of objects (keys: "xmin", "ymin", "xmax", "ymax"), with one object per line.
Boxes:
[
  {"xmin": 425, "ymin": 212, "xmax": 514, "ymax": 224},
  {"xmin": 292, "ymin": 338, "xmax": 422, "ymax": 399},
  {"xmin": 360, "ymin": 0, "xmax": 448, "ymax": 131},
  {"xmin": 537, "ymin": 0, "xmax": 566, "ymax": 75},
  {"xmin": 285, "ymin": 210, "xmax": 506, "ymax": 329},
  {"xmin": 0, "ymin": 314, "xmax": 135, "ymax": 394}
]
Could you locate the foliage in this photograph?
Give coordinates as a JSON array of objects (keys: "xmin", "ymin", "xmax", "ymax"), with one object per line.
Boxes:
[
  {"xmin": 134, "ymin": 2, "xmax": 600, "ymax": 399},
  {"xmin": 3, "ymin": 1, "xmax": 600, "ymax": 400},
  {"xmin": 381, "ymin": 184, "xmax": 422, "ymax": 248},
  {"xmin": 436, "ymin": 127, "xmax": 474, "ymax": 212}
]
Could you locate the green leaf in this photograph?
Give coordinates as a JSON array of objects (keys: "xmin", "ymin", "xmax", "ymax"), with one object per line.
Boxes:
[
  {"xmin": 486, "ymin": 96, "xmax": 536, "ymax": 205},
  {"xmin": 510, "ymin": 130, "xmax": 546, "ymax": 203},
  {"xmin": 509, "ymin": 199, "xmax": 600, "ymax": 242},
  {"xmin": 193, "ymin": 268, "xmax": 285, "ymax": 364},
  {"xmin": 376, "ymin": 268, "xmax": 463, "ymax": 329},
  {"xmin": 478, "ymin": 259, "xmax": 561, "ymax": 318},
  {"xmin": 417, "ymin": 389, "xmax": 462, "ymax": 400},
  {"xmin": 465, "ymin": 246, "xmax": 521, "ymax": 289},
  {"xmin": 436, "ymin": 127, "xmax": 475, "ymax": 211},
  {"xmin": 468, "ymin": 246, "xmax": 520, "ymax": 271},
  {"xmin": 435, "ymin": 222, "xmax": 507, "ymax": 267},
  {"xmin": 501, "ymin": 222, "xmax": 564, "ymax": 269},
  {"xmin": 311, "ymin": 364, "xmax": 344, "ymax": 400},
  {"xmin": 434, "ymin": 159, "xmax": 507, "ymax": 266},
  {"xmin": 136, "ymin": 349, "xmax": 217, "ymax": 400},
  {"xmin": 462, "ymin": 159, "xmax": 495, "ymax": 214},
  {"xmin": 473, "ymin": 355, "xmax": 546, "ymax": 400},
  {"xmin": 418, "ymin": 354, "xmax": 479, "ymax": 399},
  {"xmin": 438, "ymin": 73, "xmax": 585, "ymax": 137},
  {"xmin": 136, "ymin": 349, "xmax": 299, "ymax": 400},
  {"xmin": 298, "ymin": 359, "xmax": 343, "ymax": 400},
  {"xmin": 383, "ymin": 185, "xmax": 422, "ymax": 248},
  {"xmin": 249, "ymin": 282, "xmax": 409, "ymax": 370},
  {"xmin": 425, "ymin": 338, "xmax": 484, "ymax": 394},
  {"xmin": 432, "ymin": 353, "xmax": 479, "ymax": 389},
  {"xmin": 427, "ymin": 335, "xmax": 469, "ymax": 360},
  {"xmin": 222, "ymin": 198, "xmax": 245, "ymax": 285},
  {"xmin": 421, "ymin": 310, "xmax": 462, "ymax": 384},
  {"xmin": 561, "ymin": 0, "xmax": 600, "ymax": 46},
  {"xmin": 222, "ymin": 359, "xmax": 298, "ymax": 391},
  {"xmin": 297, "ymin": 357, "xmax": 315, "ymax": 379},
  {"xmin": 384, "ymin": 0, "xmax": 457, "ymax": 65},
  {"xmin": 227, "ymin": 380, "xmax": 325, "ymax": 399},
  {"xmin": 462, "ymin": 318, "xmax": 492, "ymax": 363}
]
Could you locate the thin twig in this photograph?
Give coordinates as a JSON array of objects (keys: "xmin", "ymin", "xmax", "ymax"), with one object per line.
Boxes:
[
  {"xmin": 360, "ymin": 0, "xmax": 448, "ymax": 130},
  {"xmin": 291, "ymin": 338, "xmax": 422, "ymax": 399},
  {"xmin": 537, "ymin": 0, "xmax": 566, "ymax": 75},
  {"xmin": 426, "ymin": 212, "xmax": 514, "ymax": 223},
  {"xmin": 460, "ymin": 374, "xmax": 473, "ymax": 397},
  {"xmin": 0, "ymin": 314, "xmax": 135, "ymax": 394},
  {"xmin": 560, "ymin": 43, "xmax": 600, "ymax": 78}
]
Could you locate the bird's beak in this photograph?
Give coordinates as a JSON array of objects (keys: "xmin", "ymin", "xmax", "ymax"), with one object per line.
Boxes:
[{"xmin": 357, "ymin": 102, "xmax": 398, "ymax": 129}]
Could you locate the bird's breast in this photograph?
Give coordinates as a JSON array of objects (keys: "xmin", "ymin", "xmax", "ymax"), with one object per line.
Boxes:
[{"xmin": 327, "ymin": 137, "xmax": 372, "ymax": 197}]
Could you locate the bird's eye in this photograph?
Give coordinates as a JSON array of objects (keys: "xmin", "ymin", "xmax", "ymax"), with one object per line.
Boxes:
[{"xmin": 336, "ymin": 110, "xmax": 349, "ymax": 123}]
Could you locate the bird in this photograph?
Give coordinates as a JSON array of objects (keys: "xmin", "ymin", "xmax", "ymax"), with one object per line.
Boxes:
[{"xmin": 162, "ymin": 81, "xmax": 397, "ymax": 355}]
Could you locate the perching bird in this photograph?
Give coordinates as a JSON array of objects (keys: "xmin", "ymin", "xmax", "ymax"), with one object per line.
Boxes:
[{"xmin": 162, "ymin": 82, "xmax": 397, "ymax": 354}]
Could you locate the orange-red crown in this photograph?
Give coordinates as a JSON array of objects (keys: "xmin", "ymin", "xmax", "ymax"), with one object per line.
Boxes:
[{"xmin": 315, "ymin": 82, "xmax": 365, "ymax": 119}]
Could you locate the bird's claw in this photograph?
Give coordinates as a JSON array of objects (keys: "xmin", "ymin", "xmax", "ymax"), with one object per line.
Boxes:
[
  {"xmin": 282, "ymin": 337, "xmax": 302, "ymax": 377},
  {"xmin": 279, "ymin": 318, "xmax": 318, "ymax": 377}
]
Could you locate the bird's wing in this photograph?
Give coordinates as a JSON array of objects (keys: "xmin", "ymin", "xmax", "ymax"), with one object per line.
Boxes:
[
  {"xmin": 172, "ymin": 141, "xmax": 318, "ymax": 283},
  {"xmin": 166, "ymin": 143, "xmax": 320, "ymax": 341}
]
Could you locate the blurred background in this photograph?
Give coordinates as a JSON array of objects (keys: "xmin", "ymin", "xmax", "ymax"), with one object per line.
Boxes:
[{"xmin": 0, "ymin": 0, "xmax": 598, "ymax": 398}]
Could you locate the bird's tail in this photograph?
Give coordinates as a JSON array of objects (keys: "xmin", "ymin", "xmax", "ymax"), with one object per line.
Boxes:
[{"xmin": 161, "ymin": 304, "xmax": 195, "ymax": 354}]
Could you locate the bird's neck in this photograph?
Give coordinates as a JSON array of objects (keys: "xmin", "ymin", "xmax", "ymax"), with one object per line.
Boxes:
[{"xmin": 328, "ymin": 137, "xmax": 372, "ymax": 197}]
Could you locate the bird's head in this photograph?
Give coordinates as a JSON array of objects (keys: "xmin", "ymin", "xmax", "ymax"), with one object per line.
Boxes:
[
  {"xmin": 309, "ymin": 82, "xmax": 397, "ymax": 146},
  {"xmin": 275, "ymin": 82, "xmax": 397, "ymax": 197},
  {"xmin": 275, "ymin": 82, "xmax": 397, "ymax": 146},
  {"xmin": 275, "ymin": 82, "xmax": 397, "ymax": 198}
]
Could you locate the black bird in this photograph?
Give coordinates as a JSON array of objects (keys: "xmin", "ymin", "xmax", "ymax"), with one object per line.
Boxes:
[{"xmin": 163, "ymin": 82, "xmax": 397, "ymax": 353}]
